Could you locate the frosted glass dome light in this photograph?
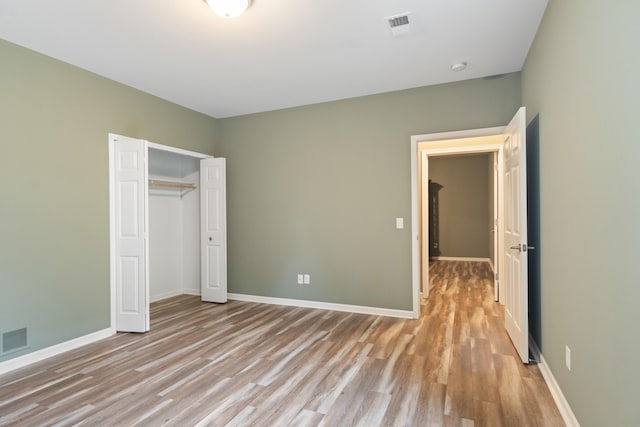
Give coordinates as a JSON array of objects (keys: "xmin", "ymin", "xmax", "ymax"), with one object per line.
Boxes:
[{"xmin": 206, "ymin": 0, "xmax": 250, "ymax": 18}]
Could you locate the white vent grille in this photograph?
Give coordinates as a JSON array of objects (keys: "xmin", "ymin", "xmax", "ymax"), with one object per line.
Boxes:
[
  {"xmin": 386, "ymin": 13, "xmax": 412, "ymax": 36},
  {"xmin": 389, "ymin": 15, "xmax": 409, "ymax": 28}
]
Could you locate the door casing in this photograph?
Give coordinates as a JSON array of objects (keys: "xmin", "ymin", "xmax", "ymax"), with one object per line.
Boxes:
[
  {"xmin": 419, "ymin": 140, "xmax": 504, "ymax": 301},
  {"xmin": 410, "ymin": 127, "xmax": 506, "ymax": 318}
]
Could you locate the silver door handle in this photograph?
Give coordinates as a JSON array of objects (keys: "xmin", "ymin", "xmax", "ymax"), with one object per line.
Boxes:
[{"xmin": 510, "ymin": 244, "xmax": 535, "ymax": 252}]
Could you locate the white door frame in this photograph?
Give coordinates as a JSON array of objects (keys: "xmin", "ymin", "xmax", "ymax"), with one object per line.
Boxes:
[
  {"xmin": 410, "ymin": 127, "xmax": 505, "ymax": 318},
  {"xmin": 492, "ymin": 152, "xmax": 499, "ymax": 298},
  {"xmin": 108, "ymin": 134, "xmax": 212, "ymax": 332}
]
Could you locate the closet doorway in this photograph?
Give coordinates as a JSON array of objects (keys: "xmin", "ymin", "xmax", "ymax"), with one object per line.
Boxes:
[{"xmin": 108, "ymin": 133, "xmax": 227, "ymax": 333}]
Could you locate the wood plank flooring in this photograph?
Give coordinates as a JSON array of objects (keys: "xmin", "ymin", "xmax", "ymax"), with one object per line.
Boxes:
[{"xmin": 0, "ymin": 261, "xmax": 564, "ymax": 426}]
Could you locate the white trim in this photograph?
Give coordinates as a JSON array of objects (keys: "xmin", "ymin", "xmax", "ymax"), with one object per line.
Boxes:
[
  {"xmin": 420, "ymin": 151, "xmax": 429, "ymax": 299},
  {"xmin": 529, "ymin": 338, "xmax": 581, "ymax": 427},
  {"xmin": 108, "ymin": 135, "xmax": 117, "ymax": 332},
  {"xmin": 228, "ymin": 293, "xmax": 414, "ymax": 319},
  {"xmin": 411, "ymin": 127, "xmax": 506, "ymax": 317},
  {"xmin": 412, "ymin": 126, "xmax": 505, "ymax": 142},
  {"xmin": 150, "ymin": 290, "xmax": 201, "ymax": 302},
  {"xmin": 528, "ymin": 334, "xmax": 542, "ymax": 364},
  {"xmin": 0, "ymin": 328, "xmax": 113, "ymax": 376},
  {"xmin": 410, "ymin": 135, "xmax": 421, "ymax": 318},
  {"xmin": 144, "ymin": 140, "xmax": 150, "ymax": 331},
  {"xmin": 423, "ymin": 145, "xmax": 500, "ymax": 156},
  {"xmin": 488, "ymin": 259, "xmax": 495, "ymax": 272},
  {"xmin": 430, "ymin": 256, "xmax": 491, "ymax": 263},
  {"xmin": 150, "ymin": 290, "xmax": 184, "ymax": 303}
]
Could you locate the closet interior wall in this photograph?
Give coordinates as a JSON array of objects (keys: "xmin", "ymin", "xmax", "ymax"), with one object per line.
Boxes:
[{"xmin": 148, "ymin": 148, "xmax": 200, "ymax": 302}]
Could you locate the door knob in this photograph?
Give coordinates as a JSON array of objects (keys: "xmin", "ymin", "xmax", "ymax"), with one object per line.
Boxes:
[{"xmin": 510, "ymin": 244, "xmax": 535, "ymax": 252}]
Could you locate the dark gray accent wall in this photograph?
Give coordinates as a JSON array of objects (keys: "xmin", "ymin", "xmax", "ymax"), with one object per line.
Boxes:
[
  {"xmin": 0, "ymin": 39, "xmax": 219, "ymax": 363},
  {"xmin": 522, "ymin": 1, "xmax": 640, "ymax": 425},
  {"xmin": 428, "ymin": 154, "xmax": 491, "ymax": 258},
  {"xmin": 526, "ymin": 115, "xmax": 542, "ymax": 352},
  {"xmin": 218, "ymin": 75, "xmax": 521, "ymax": 310}
]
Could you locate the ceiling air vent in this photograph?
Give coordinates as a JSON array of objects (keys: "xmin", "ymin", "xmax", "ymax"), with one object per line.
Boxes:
[{"xmin": 386, "ymin": 13, "xmax": 412, "ymax": 36}]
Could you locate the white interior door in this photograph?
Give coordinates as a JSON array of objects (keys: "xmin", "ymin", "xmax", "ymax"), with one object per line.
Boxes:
[
  {"xmin": 200, "ymin": 158, "xmax": 227, "ymax": 303},
  {"xmin": 503, "ymin": 107, "xmax": 529, "ymax": 363},
  {"xmin": 110, "ymin": 134, "xmax": 149, "ymax": 332}
]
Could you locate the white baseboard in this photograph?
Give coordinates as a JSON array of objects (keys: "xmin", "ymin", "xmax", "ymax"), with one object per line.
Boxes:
[
  {"xmin": 227, "ymin": 293, "xmax": 414, "ymax": 319},
  {"xmin": 0, "ymin": 328, "xmax": 113, "ymax": 376},
  {"xmin": 529, "ymin": 338, "xmax": 580, "ymax": 427},
  {"xmin": 151, "ymin": 289, "xmax": 201, "ymax": 303},
  {"xmin": 150, "ymin": 289, "xmax": 183, "ymax": 303},
  {"xmin": 529, "ymin": 334, "xmax": 542, "ymax": 362},
  {"xmin": 431, "ymin": 256, "xmax": 491, "ymax": 263}
]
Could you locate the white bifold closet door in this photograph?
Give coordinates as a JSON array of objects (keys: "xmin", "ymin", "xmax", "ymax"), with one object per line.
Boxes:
[
  {"xmin": 110, "ymin": 135, "xmax": 149, "ymax": 333},
  {"xmin": 200, "ymin": 158, "xmax": 227, "ymax": 303},
  {"xmin": 110, "ymin": 134, "xmax": 227, "ymax": 333}
]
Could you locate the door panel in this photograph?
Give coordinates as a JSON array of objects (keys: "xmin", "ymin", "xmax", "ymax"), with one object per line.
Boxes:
[
  {"xmin": 200, "ymin": 158, "xmax": 227, "ymax": 303},
  {"xmin": 110, "ymin": 135, "xmax": 148, "ymax": 332},
  {"xmin": 503, "ymin": 107, "xmax": 529, "ymax": 363}
]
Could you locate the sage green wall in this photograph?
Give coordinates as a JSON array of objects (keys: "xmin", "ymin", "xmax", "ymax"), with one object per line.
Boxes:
[
  {"xmin": 522, "ymin": 1, "xmax": 640, "ymax": 425},
  {"xmin": 218, "ymin": 74, "xmax": 521, "ymax": 310},
  {"xmin": 0, "ymin": 39, "xmax": 218, "ymax": 362},
  {"xmin": 428, "ymin": 154, "xmax": 490, "ymax": 258}
]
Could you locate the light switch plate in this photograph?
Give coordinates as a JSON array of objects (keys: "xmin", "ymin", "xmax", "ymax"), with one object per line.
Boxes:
[
  {"xmin": 396, "ymin": 217, "xmax": 404, "ymax": 229},
  {"xmin": 303, "ymin": 274, "xmax": 310, "ymax": 285},
  {"xmin": 297, "ymin": 274, "xmax": 304, "ymax": 285}
]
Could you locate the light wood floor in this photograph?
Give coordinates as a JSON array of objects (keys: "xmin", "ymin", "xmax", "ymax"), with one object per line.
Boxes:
[{"xmin": 0, "ymin": 261, "xmax": 564, "ymax": 426}]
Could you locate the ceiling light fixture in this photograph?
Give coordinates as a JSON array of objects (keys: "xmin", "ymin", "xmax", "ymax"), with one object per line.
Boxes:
[
  {"xmin": 450, "ymin": 62, "xmax": 468, "ymax": 72},
  {"xmin": 205, "ymin": 0, "xmax": 250, "ymax": 18}
]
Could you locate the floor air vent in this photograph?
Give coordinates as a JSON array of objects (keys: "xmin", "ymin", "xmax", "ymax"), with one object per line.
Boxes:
[{"xmin": 1, "ymin": 328, "xmax": 28, "ymax": 354}]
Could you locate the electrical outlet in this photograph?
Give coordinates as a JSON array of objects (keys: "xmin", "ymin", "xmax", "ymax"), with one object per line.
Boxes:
[
  {"xmin": 565, "ymin": 346, "xmax": 571, "ymax": 371},
  {"xmin": 396, "ymin": 217, "xmax": 404, "ymax": 229},
  {"xmin": 303, "ymin": 274, "xmax": 310, "ymax": 285},
  {"xmin": 297, "ymin": 274, "xmax": 304, "ymax": 285}
]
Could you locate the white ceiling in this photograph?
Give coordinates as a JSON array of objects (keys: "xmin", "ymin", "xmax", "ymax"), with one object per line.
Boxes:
[{"xmin": 0, "ymin": 0, "xmax": 548, "ymax": 118}]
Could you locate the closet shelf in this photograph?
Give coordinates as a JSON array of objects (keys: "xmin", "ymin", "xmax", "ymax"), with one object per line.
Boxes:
[{"xmin": 149, "ymin": 179, "xmax": 197, "ymax": 190}]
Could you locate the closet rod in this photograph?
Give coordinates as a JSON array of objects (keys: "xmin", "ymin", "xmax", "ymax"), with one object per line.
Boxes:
[{"xmin": 148, "ymin": 180, "xmax": 197, "ymax": 190}]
